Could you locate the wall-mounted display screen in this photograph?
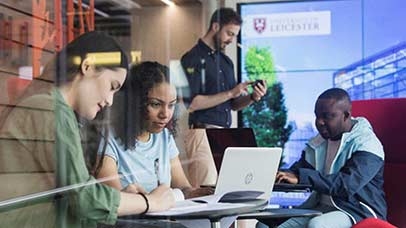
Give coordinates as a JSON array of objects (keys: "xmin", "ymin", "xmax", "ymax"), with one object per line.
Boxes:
[{"xmin": 238, "ymin": 0, "xmax": 406, "ymax": 166}]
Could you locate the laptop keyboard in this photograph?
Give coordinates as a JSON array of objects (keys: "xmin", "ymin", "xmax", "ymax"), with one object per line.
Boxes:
[{"xmin": 268, "ymin": 191, "xmax": 311, "ymax": 208}]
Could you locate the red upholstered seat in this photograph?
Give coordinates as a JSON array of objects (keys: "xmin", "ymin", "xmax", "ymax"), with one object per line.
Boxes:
[
  {"xmin": 352, "ymin": 218, "xmax": 397, "ymax": 228},
  {"xmin": 352, "ymin": 98, "xmax": 406, "ymax": 228}
]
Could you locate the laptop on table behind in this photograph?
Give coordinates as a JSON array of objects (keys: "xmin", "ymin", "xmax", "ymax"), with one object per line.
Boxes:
[{"xmin": 206, "ymin": 128, "xmax": 257, "ymax": 172}]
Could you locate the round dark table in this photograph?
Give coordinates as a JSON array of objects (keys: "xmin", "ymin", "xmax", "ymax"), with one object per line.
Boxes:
[{"xmin": 120, "ymin": 199, "xmax": 268, "ymax": 228}]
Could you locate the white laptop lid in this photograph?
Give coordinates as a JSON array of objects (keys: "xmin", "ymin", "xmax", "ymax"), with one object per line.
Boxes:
[{"xmin": 215, "ymin": 147, "xmax": 282, "ymax": 200}]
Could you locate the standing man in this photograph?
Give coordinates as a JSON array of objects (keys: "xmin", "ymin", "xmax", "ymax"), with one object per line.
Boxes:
[{"xmin": 179, "ymin": 8, "xmax": 267, "ymax": 187}]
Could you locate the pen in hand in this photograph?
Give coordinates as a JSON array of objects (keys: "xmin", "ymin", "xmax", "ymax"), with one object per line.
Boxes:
[{"xmin": 154, "ymin": 158, "xmax": 160, "ymax": 186}]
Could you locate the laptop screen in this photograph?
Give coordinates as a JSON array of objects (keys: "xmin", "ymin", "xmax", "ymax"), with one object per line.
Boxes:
[{"xmin": 206, "ymin": 128, "xmax": 257, "ymax": 172}]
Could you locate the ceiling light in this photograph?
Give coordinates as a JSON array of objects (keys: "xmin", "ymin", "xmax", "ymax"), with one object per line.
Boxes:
[
  {"xmin": 161, "ymin": 0, "xmax": 175, "ymax": 6},
  {"xmin": 109, "ymin": 0, "xmax": 141, "ymax": 9},
  {"xmin": 73, "ymin": 0, "xmax": 110, "ymax": 18}
]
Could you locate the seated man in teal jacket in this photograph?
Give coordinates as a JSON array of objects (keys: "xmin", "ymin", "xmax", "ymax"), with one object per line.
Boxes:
[{"xmin": 259, "ymin": 88, "xmax": 387, "ymax": 228}]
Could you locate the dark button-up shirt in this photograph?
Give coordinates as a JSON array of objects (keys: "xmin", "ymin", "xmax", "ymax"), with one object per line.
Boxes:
[{"xmin": 181, "ymin": 39, "xmax": 236, "ymax": 127}]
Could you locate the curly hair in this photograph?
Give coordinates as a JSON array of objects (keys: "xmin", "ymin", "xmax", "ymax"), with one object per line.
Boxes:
[{"xmin": 111, "ymin": 61, "xmax": 178, "ymax": 150}]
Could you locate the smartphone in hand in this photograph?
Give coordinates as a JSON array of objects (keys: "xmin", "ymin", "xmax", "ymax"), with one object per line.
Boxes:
[{"xmin": 252, "ymin": 79, "xmax": 264, "ymax": 88}]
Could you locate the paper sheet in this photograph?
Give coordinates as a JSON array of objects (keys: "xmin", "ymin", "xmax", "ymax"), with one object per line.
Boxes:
[
  {"xmin": 147, "ymin": 202, "xmax": 250, "ymax": 216},
  {"xmin": 172, "ymin": 188, "xmax": 185, "ymax": 201},
  {"xmin": 147, "ymin": 190, "xmax": 264, "ymax": 216}
]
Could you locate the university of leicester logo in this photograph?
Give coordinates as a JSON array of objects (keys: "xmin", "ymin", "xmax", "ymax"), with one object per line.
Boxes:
[{"xmin": 254, "ymin": 18, "xmax": 266, "ymax": 34}]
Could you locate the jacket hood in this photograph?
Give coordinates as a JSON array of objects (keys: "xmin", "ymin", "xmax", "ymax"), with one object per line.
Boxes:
[{"xmin": 307, "ymin": 117, "xmax": 384, "ymax": 160}]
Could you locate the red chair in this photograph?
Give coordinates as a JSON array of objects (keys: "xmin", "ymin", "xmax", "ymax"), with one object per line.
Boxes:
[
  {"xmin": 352, "ymin": 98, "xmax": 406, "ymax": 227},
  {"xmin": 352, "ymin": 218, "xmax": 397, "ymax": 228}
]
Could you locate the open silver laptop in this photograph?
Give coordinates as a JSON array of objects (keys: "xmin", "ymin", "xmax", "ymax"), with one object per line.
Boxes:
[{"xmin": 214, "ymin": 147, "xmax": 282, "ymax": 200}]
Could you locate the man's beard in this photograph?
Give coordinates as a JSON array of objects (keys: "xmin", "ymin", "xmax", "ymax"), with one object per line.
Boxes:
[{"xmin": 213, "ymin": 32, "xmax": 225, "ymax": 52}]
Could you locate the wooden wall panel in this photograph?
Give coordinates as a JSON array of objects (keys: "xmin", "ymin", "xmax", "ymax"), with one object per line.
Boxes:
[{"xmin": 131, "ymin": 4, "xmax": 203, "ymax": 65}]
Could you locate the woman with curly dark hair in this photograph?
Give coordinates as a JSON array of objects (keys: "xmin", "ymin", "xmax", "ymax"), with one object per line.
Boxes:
[{"xmin": 97, "ymin": 61, "xmax": 213, "ymax": 199}]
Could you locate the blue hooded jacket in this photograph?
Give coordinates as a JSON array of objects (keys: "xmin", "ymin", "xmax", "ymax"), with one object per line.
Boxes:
[{"xmin": 290, "ymin": 117, "xmax": 387, "ymax": 224}]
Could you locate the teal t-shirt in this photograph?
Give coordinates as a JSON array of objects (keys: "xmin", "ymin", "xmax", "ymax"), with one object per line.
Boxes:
[{"xmin": 100, "ymin": 128, "xmax": 179, "ymax": 193}]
